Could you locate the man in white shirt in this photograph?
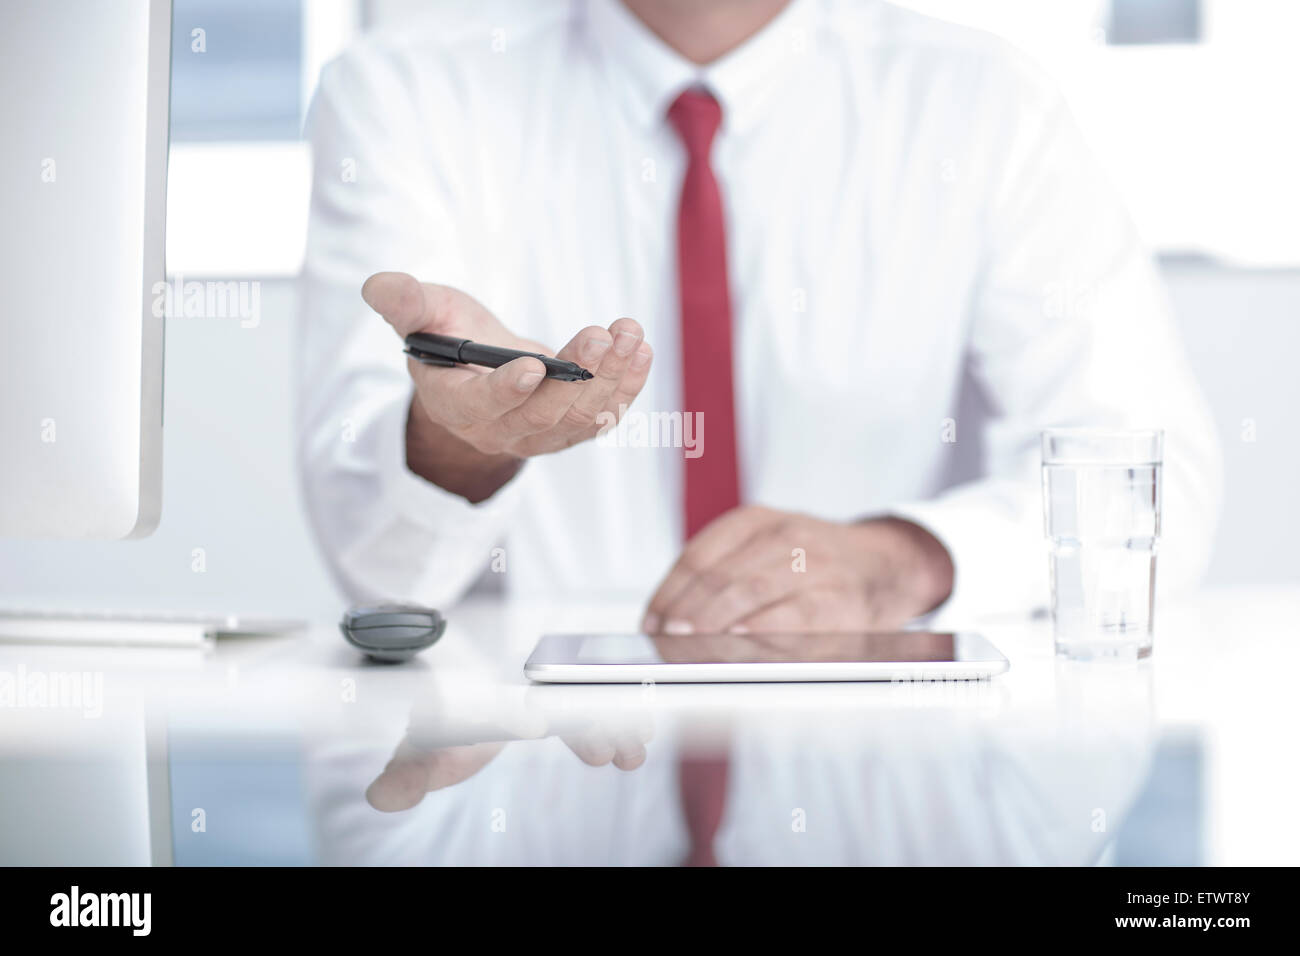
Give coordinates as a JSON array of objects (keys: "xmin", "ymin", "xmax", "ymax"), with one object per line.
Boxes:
[{"xmin": 297, "ymin": 0, "xmax": 1220, "ymax": 631}]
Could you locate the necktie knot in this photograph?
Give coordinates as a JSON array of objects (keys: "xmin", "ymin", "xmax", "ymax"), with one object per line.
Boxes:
[{"xmin": 668, "ymin": 88, "xmax": 723, "ymax": 159}]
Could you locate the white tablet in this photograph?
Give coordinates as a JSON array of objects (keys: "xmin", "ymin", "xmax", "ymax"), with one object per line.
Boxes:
[{"xmin": 524, "ymin": 631, "xmax": 1009, "ymax": 683}]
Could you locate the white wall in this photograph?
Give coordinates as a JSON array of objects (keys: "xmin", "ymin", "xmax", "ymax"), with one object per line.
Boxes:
[
  {"xmin": 1162, "ymin": 260, "xmax": 1300, "ymax": 587},
  {"xmin": 1, "ymin": 265, "xmax": 1296, "ymax": 618}
]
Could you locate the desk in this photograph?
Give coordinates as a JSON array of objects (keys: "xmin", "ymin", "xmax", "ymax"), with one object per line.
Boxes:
[{"xmin": 1, "ymin": 587, "xmax": 1297, "ymax": 866}]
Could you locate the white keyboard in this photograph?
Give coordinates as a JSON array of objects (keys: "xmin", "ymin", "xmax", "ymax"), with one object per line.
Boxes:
[{"xmin": 0, "ymin": 609, "xmax": 305, "ymax": 648}]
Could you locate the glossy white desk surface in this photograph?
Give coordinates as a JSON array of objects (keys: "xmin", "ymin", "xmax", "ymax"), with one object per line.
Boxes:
[{"xmin": 1, "ymin": 587, "xmax": 1297, "ymax": 866}]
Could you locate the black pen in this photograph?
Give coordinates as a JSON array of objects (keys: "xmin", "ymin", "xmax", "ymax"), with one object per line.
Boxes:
[{"xmin": 404, "ymin": 332, "xmax": 593, "ymax": 382}]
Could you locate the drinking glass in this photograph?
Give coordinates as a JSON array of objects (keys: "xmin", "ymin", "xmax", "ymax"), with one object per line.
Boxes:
[{"xmin": 1041, "ymin": 429, "xmax": 1163, "ymax": 660}]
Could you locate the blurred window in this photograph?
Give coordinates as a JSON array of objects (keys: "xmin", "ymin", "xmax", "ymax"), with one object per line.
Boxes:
[
  {"xmin": 1108, "ymin": 0, "xmax": 1202, "ymax": 45},
  {"xmin": 170, "ymin": 0, "xmax": 304, "ymax": 142},
  {"xmin": 165, "ymin": 0, "xmax": 357, "ymax": 275}
]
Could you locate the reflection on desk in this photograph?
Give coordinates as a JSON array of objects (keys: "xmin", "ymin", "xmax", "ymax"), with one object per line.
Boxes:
[
  {"xmin": 305, "ymin": 660, "xmax": 1155, "ymax": 866},
  {"xmin": 4, "ymin": 589, "xmax": 1297, "ymax": 866}
]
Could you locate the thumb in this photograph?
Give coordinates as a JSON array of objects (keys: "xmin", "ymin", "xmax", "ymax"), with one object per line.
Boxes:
[
  {"xmin": 361, "ymin": 271, "xmax": 428, "ymax": 337},
  {"xmin": 361, "ymin": 272, "xmax": 522, "ymax": 346}
]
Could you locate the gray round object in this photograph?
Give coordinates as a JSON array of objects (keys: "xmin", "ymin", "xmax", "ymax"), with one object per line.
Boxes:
[{"xmin": 339, "ymin": 604, "xmax": 447, "ymax": 663}]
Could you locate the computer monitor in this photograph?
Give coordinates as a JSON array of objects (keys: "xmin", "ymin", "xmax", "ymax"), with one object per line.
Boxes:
[{"xmin": 0, "ymin": 0, "xmax": 171, "ymax": 539}]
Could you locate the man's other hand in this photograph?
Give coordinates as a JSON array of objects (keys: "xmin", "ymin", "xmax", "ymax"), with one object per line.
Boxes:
[{"xmin": 642, "ymin": 507, "xmax": 954, "ymax": 635}]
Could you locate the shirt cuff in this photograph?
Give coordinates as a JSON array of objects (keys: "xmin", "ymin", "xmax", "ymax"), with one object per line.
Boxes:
[
  {"xmin": 889, "ymin": 486, "xmax": 1047, "ymax": 626},
  {"xmin": 335, "ymin": 390, "xmax": 526, "ymax": 605}
]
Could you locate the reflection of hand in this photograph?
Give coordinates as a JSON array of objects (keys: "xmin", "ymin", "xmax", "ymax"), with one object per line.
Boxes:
[
  {"xmin": 642, "ymin": 506, "xmax": 953, "ymax": 635},
  {"xmin": 365, "ymin": 696, "xmax": 653, "ymax": 812},
  {"xmin": 651, "ymin": 631, "xmax": 955, "ymax": 663},
  {"xmin": 367, "ymin": 739, "xmax": 508, "ymax": 812},
  {"xmin": 558, "ymin": 720, "xmax": 651, "ymax": 772}
]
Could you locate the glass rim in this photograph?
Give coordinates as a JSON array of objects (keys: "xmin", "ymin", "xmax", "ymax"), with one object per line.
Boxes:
[
  {"xmin": 1040, "ymin": 426, "xmax": 1164, "ymax": 438},
  {"xmin": 1041, "ymin": 427, "xmax": 1164, "ymax": 465}
]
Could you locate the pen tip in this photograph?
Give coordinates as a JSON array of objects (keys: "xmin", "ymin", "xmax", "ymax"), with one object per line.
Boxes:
[{"xmin": 580, "ymin": 369, "xmax": 594, "ymax": 381}]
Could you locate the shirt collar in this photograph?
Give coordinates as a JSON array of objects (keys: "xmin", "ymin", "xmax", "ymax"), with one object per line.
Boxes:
[{"xmin": 586, "ymin": 0, "xmax": 818, "ymax": 135}]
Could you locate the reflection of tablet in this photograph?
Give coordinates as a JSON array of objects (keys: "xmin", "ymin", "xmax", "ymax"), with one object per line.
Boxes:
[{"xmin": 524, "ymin": 632, "xmax": 1009, "ymax": 683}]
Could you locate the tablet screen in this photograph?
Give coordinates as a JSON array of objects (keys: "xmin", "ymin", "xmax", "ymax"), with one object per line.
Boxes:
[{"xmin": 573, "ymin": 632, "xmax": 958, "ymax": 665}]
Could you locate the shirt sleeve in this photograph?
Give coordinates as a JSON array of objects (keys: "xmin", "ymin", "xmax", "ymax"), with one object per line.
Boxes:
[
  {"xmin": 891, "ymin": 86, "xmax": 1222, "ymax": 623},
  {"xmin": 295, "ymin": 44, "xmax": 525, "ymax": 606}
]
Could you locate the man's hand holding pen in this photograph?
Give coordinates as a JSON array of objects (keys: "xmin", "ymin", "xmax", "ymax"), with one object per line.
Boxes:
[{"xmin": 362, "ymin": 271, "xmax": 654, "ymax": 503}]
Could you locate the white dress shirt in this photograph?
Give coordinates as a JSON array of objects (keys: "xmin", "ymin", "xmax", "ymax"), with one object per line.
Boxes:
[{"xmin": 296, "ymin": 0, "xmax": 1221, "ymax": 621}]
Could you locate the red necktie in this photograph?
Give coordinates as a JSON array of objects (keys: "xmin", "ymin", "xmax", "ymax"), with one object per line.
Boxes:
[
  {"xmin": 669, "ymin": 88, "xmax": 741, "ymax": 541},
  {"xmin": 669, "ymin": 88, "xmax": 736, "ymax": 867}
]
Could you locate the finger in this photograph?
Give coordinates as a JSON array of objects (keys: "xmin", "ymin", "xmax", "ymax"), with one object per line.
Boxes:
[
  {"xmin": 407, "ymin": 359, "xmax": 484, "ymax": 427},
  {"xmin": 607, "ymin": 342, "xmax": 654, "ymax": 411},
  {"xmin": 731, "ymin": 598, "xmax": 808, "ymax": 634},
  {"xmin": 561, "ymin": 318, "xmax": 644, "ymax": 430},
  {"xmin": 427, "ymin": 355, "xmax": 547, "ymax": 429},
  {"xmin": 558, "ymin": 340, "xmax": 654, "ymax": 452},
  {"xmin": 672, "ymin": 562, "xmax": 803, "ymax": 635},
  {"xmin": 643, "ymin": 506, "xmax": 778, "ymax": 632},
  {"xmin": 611, "ymin": 735, "xmax": 648, "ymax": 772},
  {"xmin": 658, "ymin": 538, "xmax": 785, "ymax": 626},
  {"xmin": 561, "ymin": 733, "xmax": 617, "ymax": 767},
  {"xmin": 365, "ymin": 740, "xmax": 506, "ymax": 812},
  {"xmin": 498, "ymin": 326, "xmax": 613, "ymax": 435}
]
